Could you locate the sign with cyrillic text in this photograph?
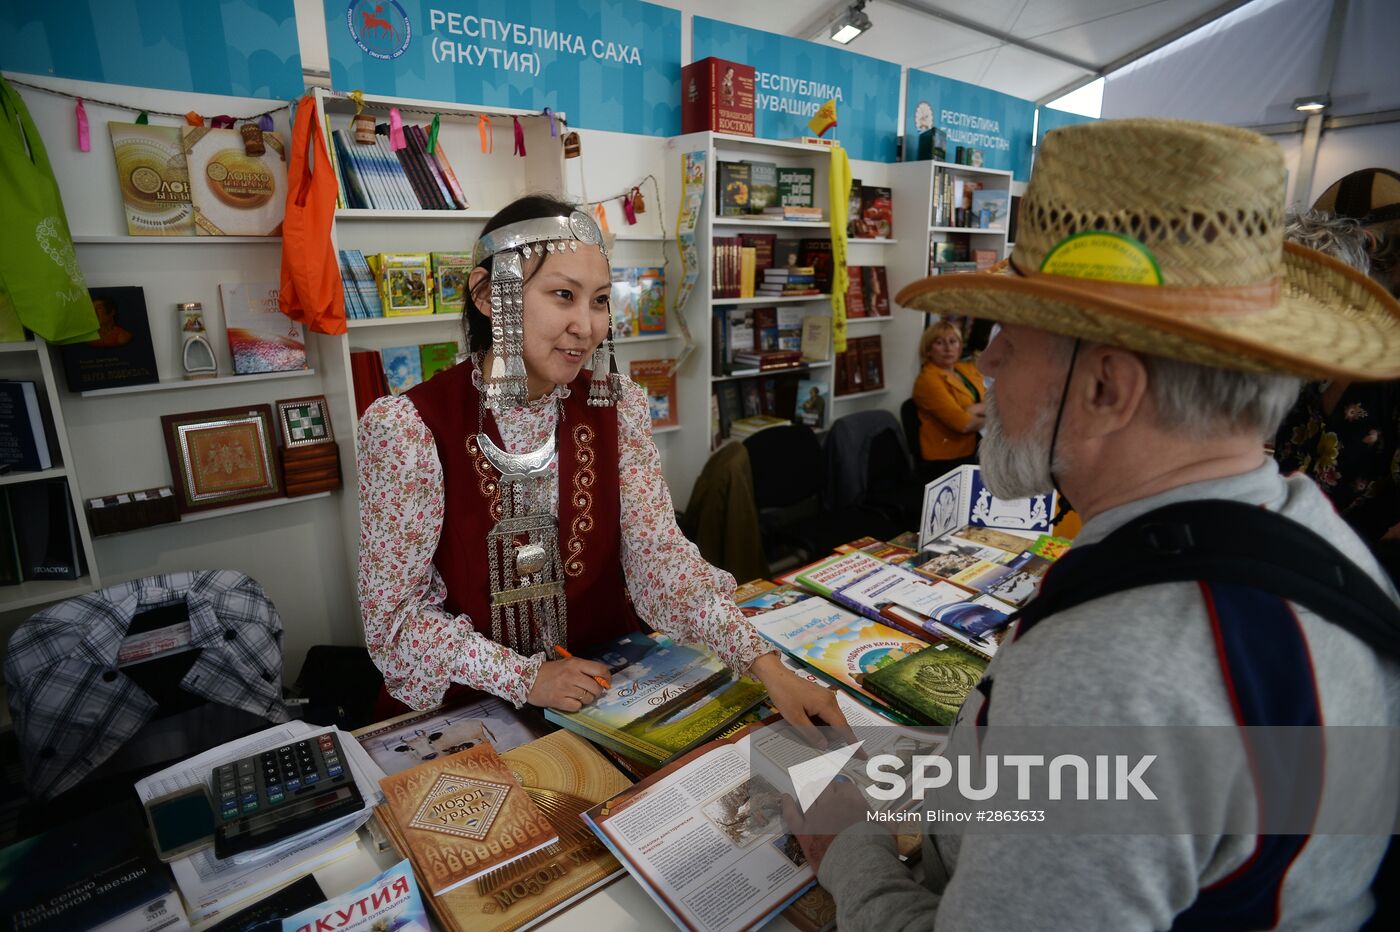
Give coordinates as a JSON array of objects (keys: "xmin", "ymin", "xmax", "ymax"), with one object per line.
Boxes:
[
  {"xmin": 692, "ymin": 17, "xmax": 901, "ymax": 163},
  {"xmin": 906, "ymin": 70, "xmax": 1035, "ymax": 180},
  {"xmin": 0, "ymin": 0, "xmax": 303, "ymax": 100},
  {"xmin": 324, "ymin": 0, "xmax": 681, "ymax": 136}
]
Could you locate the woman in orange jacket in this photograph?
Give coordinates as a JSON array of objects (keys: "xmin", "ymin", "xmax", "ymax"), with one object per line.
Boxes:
[{"xmin": 911, "ymin": 320, "xmax": 985, "ymax": 483}]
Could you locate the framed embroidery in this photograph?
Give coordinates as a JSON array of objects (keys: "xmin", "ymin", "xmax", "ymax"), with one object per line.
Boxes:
[
  {"xmin": 161, "ymin": 405, "xmax": 282, "ymax": 513},
  {"xmin": 275, "ymin": 395, "xmax": 335, "ymax": 448}
]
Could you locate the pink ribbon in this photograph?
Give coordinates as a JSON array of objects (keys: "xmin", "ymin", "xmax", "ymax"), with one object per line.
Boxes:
[
  {"xmin": 513, "ymin": 116, "xmax": 526, "ymax": 157},
  {"xmin": 621, "ymin": 194, "xmax": 637, "ymax": 225},
  {"xmin": 542, "ymin": 107, "xmax": 557, "ymax": 136},
  {"xmin": 210, "ymin": 114, "xmax": 235, "ymax": 129},
  {"xmin": 75, "ymin": 99, "xmax": 89, "ymax": 152},
  {"xmin": 388, "ymin": 107, "xmax": 406, "ymax": 151}
]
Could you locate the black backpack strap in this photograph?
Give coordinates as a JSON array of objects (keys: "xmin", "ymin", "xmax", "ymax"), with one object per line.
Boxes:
[{"xmin": 1013, "ymin": 499, "xmax": 1400, "ymax": 661}]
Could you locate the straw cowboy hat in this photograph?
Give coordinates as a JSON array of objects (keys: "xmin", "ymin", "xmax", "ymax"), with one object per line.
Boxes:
[{"xmin": 896, "ymin": 118, "xmax": 1400, "ymax": 380}]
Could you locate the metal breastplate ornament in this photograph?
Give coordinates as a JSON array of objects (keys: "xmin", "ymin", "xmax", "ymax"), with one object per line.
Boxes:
[{"xmin": 475, "ymin": 404, "xmax": 568, "ymax": 655}]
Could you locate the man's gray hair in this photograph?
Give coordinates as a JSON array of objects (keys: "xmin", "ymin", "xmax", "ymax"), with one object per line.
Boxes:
[
  {"xmin": 1284, "ymin": 209, "xmax": 1372, "ymax": 274},
  {"xmin": 1141, "ymin": 357, "xmax": 1302, "ymax": 439}
]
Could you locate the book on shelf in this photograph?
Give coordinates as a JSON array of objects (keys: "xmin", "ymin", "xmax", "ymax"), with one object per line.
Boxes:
[
  {"xmin": 337, "ymin": 250, "xmax": 367, "ymax": 319},
  {"xmin": 799, "ymin": 239, "xmax": 833, "ymax": 293},
  {"xmin": 543, "ymin": 632, "xmax": 766, "ymax": 768},
  {"xmin": 611, "ymin": 267, "xmax": 666, "ymax": 336},
  {"xmin": 0, "ymin": 380, "xmax": 51, "ymax": 471},
  {"xmin": 378, "ymin": 253, "xmax": 434, "ymax": 316},
  {"xmin": 861, "ymin": 266, "xmax": 891, "ymax": 315},
  {"xmin": 777, "ymin": 166, "xmax": 815, "ymax": 208},
  {"xmin": 58, "ymin": 286, "xmax": 159, "ymax": 392},
  {"xmin": 717, "ymin": 161, "xmax": 751, "ymax": 216},
  {"xmin": 862, "ymin": 640, "xmax": 988, "ymax": 726},
  {"xmin": 8, "ymin": 479, "xmax": 85, "ymax": 581},
  {"xmin": 0, "ymin": 493, "xmax": 21, "ymax": 586},
  {"xmin": 419, "ymin": 341, "xmax": 460, "ymax": 382},
  {"xmin": 844, "ymin": 268, "xmax": 866, "ymax": 317},
  {"xmin": 739, "ymin": 247, "xmax": 757, "ymax": 297},
  {"xmin": 107, "ymin": 122, "xmax": 195, "ymax": 236},
  {"xmin": 714, "ymin": 382, "xmax": 741, "ymax": 438},
  {"xmin": 846, "ymin": 177, "xmax": 863, "ymax": 237},
  {"xmin": 794, "ymin": 377, "xmax": 828, "ymax": 428},
  {"xmin": 381, "ymin": 345, "xmax": 425, "ymax": 395},
  {"xmin": 854, "ymin": 185, "xmax": 892, "ymax": 239},
  {"xmin": 738, "ymin": 232, "xmax": 777, "ymax": 274},
  {"xmin": 331, "ymin": 122, "xmax": 468, "ymax": 211},
  {"xmin": 857, "ymin": 335, "xmax": 885, "ymax": 390},
  {"xmin": 973, "ymin": 248, "xmax": 1000, "ymax": 270},
  {"xmin": 753, "ymin": 306, "xmax": 779, "ymax": 351},
  {"xmin": 278, "ymin": 858, "xmax": 425, "ymax": 932},
  {"xmin": 181, "ymin": 126, "xmax": 286, "ymax": 236},
  {"xmin": 682, "ymin": 57, "xmax": 756, "ymax": 135},
  {"xmin": 743, "ymin": 160, "xmax": 779, "ymax": 213},
  {"xmin": 219, "ymin": 282, "xmax": 307, "ymax": 374},
  {"xmin": 731, "ymin": 349, "xmax": 803, "ymax": 371},
  {"xmin": 378, "ymin": 743, "xmax": 559, "ymax": 896},
  {"xmin": 740, "ymin": 380, "xmax": 762, "ymax": 417},
  {"xmin": 399, "ymin": 124, "xmax": 451, "ymax": 210},
  {"xmin": 971, "ymin": 188, "xmax": 1010, "ymax": 230},
  {"xmin": 629, "ymin": 358, "xmax": 679, "ymax": 428},
  {"xmin": 773, "ymin": 237, "xmax": 803, "ymax": 269},
  {"xmin": 431, "ymin": 252, "xmax": 472, "ymax": 315},
  {"xmin": 379, "ymin": 730, "xmax": 632, "ymax": 932},
  {"xmin": 799, "ymin": 315, "xmax": 830, "ymax": 361},
  {"xmin": 341, "ymin": 250, "xmax": 384, "ymax": 317}
]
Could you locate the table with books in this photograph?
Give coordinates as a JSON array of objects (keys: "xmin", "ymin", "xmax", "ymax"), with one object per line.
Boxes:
[{"xmin": 15, "ymin": 467, "xmax": 1065, "ymax": 932}]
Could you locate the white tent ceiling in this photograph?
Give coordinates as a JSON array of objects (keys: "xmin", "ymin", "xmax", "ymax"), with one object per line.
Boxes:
[{"xmin": 662, "ymin": 0, "xmax": 1253, "ymax": 102}]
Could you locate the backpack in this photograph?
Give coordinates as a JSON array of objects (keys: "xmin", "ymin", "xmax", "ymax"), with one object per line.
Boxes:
[{"xmin": 1009, "ymin": 499, "xmax": 1400, "ymax": 930}]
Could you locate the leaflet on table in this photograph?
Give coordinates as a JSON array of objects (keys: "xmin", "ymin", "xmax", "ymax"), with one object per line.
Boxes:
[
  {"xmin": 831, "ymin": 562, "xmax": 973, "ymax": 621},
  {"xmin": 279, "ymin": 857, "xmax": 427, "ymax": 932},
  {"xmin": 133, "ymin": 722, "xmax": 384, "ymax": 923},
  {"xmin": 583, "ymin": 729, "xmax": 813, "ymax": 932},
  {"xmin": 352, "ymin": 694, "xmax": 549, "ymax": 776}
]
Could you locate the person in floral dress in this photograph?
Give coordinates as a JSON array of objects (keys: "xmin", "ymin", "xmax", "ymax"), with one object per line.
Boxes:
[{"xmin": 357, "ymin": 195, "xmax": 848, "ymax": 742}]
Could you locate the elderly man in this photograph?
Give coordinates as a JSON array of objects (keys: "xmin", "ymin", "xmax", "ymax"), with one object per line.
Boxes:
[{"xmin": 786, "ymin": 120, "xmax": 1400, "ymax": 929}]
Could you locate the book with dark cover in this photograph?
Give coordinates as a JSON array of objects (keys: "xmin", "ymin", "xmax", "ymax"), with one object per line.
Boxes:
[
  {"xmin": 0, "ymin": 381, "xmax": 50, "ymax": 471},
  {"xmin": 717, "ymin": 161, "xmax": 751, "ymax": 216},
  {"xmin": 9, "ymin": 479, "xmax": 82, "ymax": 581},
  {"xmin": 379, "ymin": 744, "xmax": 558, "ymax": 896},
  {"xmin": 862, "ymin": 266, "xmax": 890, "ymax": 316},
  {"xmin": 862, "ymin": 640, "xmax": 987, "ymax": 725},
  {"xmin": 857, "ymin": 185, "xmax": 893, "ymax": 239},
  {"xmin": 778, "ymin": 166, "xmax": 815, "ymax": 208},
  {"xmin": 681, "ymin": 57, "xmax": 755, "ymax": 135},
  {"xmin": 799, "ymin": 239, "xmax": 834, "ymax": 293},
  {"xmin": 743, "ymin": 160, "xmax": 779, "ymax": 212},
  {"xmin": 844, "ymin": 267, "xmax": 866, "ymax": 317},
  {"xmin": 0, "ymin": 802, "xmax": 174, "ymax": 931},
  {"xmin": 407, "ymin": 124, "xmax": 455, "ymax": 209},
  {"xmin": 383, "ymin": 123, "xmax": 441, "ymax": 209},
  {"xmin": 739, "ymin": 232, "xmax": 777, "ymax": 273},
  {"xmin": 846, "ymin": 178, "xmax": 863, "ymax": 237},
  {"xmin": 58, "ymin": 286, "xmax": 159, "ymax": 392},
  {"xmin": 0, "ymin": 493, "xmax": 20, "ymax": 586},
  {"xmin": 858, "ymin": 336, "xmax": 885, "ymax": 390}
]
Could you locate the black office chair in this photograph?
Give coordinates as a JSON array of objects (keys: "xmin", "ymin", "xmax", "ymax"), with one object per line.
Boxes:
[
  {"xmin": 744, "ymin": 424, "xmax": 898, "ymax": 564},
  {"xmin": 900, "ymin": 398, "xmax": 925, "ymax": 474}
]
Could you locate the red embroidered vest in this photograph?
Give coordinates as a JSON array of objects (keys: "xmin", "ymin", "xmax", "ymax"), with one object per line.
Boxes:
[{"xmin": 405, "ymin": 361, "xmax": 640, "ymax": 654}]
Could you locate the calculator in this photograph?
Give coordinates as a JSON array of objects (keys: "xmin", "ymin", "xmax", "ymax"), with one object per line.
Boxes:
[{"xmin": 211, "ymin": 732, "xmax": 364, "ymax": 858}]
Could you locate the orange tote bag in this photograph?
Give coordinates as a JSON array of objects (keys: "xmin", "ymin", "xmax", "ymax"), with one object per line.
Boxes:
[{"xmin": 279, "ymin": 95, "xmax": 346, "ymax": 335}]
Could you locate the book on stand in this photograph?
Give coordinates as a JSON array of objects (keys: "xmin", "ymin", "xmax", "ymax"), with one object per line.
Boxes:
[
  {"xmin": 219, "ymin": 282, "xmax": 307, "ymax": 374},
  {"xmin": 0, "ymin": 380, "xmax": 51, "ymax": 471},
  {"xmin": 629, "ymin": 358, "xmax": 679, "ymax": 428},
  {"xmin": 59, "ymin": 286, "xmax": 159, "ymax": 392}
]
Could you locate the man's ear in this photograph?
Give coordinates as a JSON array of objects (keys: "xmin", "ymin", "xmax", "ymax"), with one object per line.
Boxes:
[
  {"xmin": 1075, "ymin": 345, "xmax": 1149, "ymax": 437},
  {"xmin": 469, "ymin": 266, "xmax": 492, "ymax": 317}
]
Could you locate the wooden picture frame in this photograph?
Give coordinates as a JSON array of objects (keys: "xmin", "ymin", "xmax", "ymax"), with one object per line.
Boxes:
[
  {"xmin": 161, "ymin": 405, "xmax": 281, "ymax": 513},
  {"xmin": 275, "ymin": 395, "xmax": 335, "ymax": 448}
]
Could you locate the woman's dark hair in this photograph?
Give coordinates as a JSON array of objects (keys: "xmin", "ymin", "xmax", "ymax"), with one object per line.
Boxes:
[{"xmin": 465, "ymin": 194, "xmax": 580, "ymax": 353}]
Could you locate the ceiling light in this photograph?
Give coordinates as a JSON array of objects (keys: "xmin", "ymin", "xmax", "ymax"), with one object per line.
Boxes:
[
  {"xmin": 830, "ymin": 2, "xmax": 872, "ymax": 45},
  {"xmin": 1292, "ymin": 94, "xmax": 1331, "ymax": 113}
]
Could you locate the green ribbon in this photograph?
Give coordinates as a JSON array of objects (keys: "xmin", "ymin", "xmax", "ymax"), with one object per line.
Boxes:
[
  {"xmin": 135, "ymin": 111, "xmax": 148, "ymax": 125},
  {"xmin": 427, "ymin": 113, "xmax": 440, "ymax": 154}
]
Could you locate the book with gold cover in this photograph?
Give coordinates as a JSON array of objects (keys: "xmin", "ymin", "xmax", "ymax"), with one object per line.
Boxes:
[
  {"xmin": 180, "ymin": 126, "xmax": 287, "ymax": 236},
  {"xmin": 376, "ymin": 730, "xmax": 632, "ymax": 932},
  {"xmin": 108, "ymin": 123, "xmax": 195, "ymax": 236},
  {"xmin": 378, "ymin": 743, "xmax": 558, "ymax": 896}
]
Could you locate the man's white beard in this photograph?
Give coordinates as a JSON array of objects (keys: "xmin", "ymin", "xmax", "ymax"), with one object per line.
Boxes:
[{"xmin": 979, "ymin": 390, "xmax": 1062, "ymax": 500}]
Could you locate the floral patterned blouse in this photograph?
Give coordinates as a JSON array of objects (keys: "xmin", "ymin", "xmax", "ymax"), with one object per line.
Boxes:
[
  {"xmin": 357, "ymin": 367, "xmax": 770, "ymax": 710},
  {"xmin": 1273, "ymin": 379, "xmax": 1400, "ymax": 541}
]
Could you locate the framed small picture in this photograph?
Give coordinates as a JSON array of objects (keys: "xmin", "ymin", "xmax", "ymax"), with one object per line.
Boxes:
[
  {"xmin": 161, "ymin": 405, "xmax": 282, "ymax": 513},
  {"xmin": 276, "ymin": 395, "xmax": 335, "ymax": 448}
]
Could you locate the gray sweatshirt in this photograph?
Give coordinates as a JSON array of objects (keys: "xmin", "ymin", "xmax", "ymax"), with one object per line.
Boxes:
[{"xmin": 817, "ymin": 462, "xmax": 1400, "ymax": 930}]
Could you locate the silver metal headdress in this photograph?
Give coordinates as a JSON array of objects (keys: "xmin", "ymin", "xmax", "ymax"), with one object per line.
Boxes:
[{"xmin": 473, "ymin": 210, "xmax": 618, "ymax": 411}]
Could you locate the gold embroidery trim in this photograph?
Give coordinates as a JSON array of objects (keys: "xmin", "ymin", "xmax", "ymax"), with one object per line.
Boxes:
[
  {"xmin": 565, "ymin": 423, "xmax": 595, "ymax": 578},
  {"xmin": 467, "ymin": 435, "xmax": 503, "ymax": 522}
]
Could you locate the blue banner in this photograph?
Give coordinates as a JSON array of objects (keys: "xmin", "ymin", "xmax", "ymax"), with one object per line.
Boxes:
[
  {"xmin": 1037, "ymin": 106, "xmax": 1097, "ymax": 144},
  {"xmin": 0, "ymin": 0, "xmax": 302, "ymax": 100},
  {"xmin": 905, "ymin": 70, "xmax": 1035, "ymax": 180},
  {"xmin": 691, "ymin": 17, "xmax": 900, "ymax": 163},
  {"xmin": 325, "ymin": 0, "xmax": 680, "ymax": 137}
]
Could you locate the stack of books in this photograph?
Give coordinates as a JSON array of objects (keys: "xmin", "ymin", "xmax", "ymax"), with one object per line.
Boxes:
[
  {"xmin": 758, "ymin": 266, "xmax": 819, "ymax": 297},
  {"xmin": 328, "ymin": 121, "xmax": 468, "ymax": 211}
]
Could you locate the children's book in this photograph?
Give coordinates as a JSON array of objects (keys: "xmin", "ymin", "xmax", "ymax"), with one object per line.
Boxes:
[
  {"xmin": 419, "ymin": 341, "xmax": 459, "ymax": 382},
  {"xmin": 381, "ymin": 345, "xmax": 425, "ymax": 395},
  {"xmin": 219, "ymin": 282, "xmax": 306, "ymax": 374},
  {"xmin": 543, "ymin": 633, "xmax": 766, "ymax": 768},
  {"xmin": 629, "ymin": 358, "xmax": 678, "ymax": 428},
  {"xmin": 379, "ymin": 253, "xmax": 434, "ymax": 316},
  {"xmin": 431, "ymin": 252, "xmax": 472, "ymax": 314}
]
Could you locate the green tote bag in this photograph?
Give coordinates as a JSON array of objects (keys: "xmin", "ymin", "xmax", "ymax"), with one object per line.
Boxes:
[{"xmin": 0, "ymin": 77, "xmax": 97, "ymax": 343}]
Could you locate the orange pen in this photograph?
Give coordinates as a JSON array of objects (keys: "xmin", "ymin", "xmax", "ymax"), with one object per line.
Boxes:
[{"xmin": 553, "ymin": 644, "xmax": 611, "ymax": 689}]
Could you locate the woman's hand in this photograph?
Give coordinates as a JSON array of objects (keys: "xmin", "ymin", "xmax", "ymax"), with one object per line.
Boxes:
[
  {"xmin": 527, "ymin": 658, "xmax": 612, "ymax": 712},
  {"xmin": 749, "ymin": 652, "xmax": 855, "ymax": 747}
]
